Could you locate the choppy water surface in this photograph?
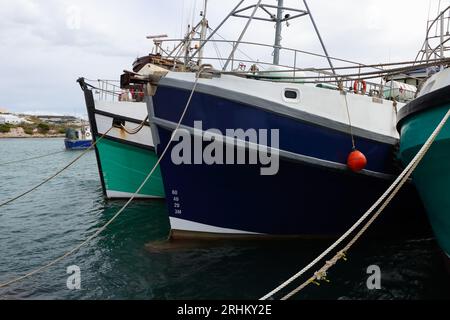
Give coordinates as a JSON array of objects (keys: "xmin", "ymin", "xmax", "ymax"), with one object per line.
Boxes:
[{"xmin": 0, "ymin": 138, "xmax": 449, "ymax": 300}]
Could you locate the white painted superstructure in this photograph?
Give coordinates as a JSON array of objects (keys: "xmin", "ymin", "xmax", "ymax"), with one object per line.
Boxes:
[{"xmin": 163, "ymin": 71, "xmax": 402, "ymax": 143}]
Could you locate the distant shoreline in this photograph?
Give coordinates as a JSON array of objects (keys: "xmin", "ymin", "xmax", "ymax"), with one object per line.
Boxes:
[
  {"xmin": 0, "ymin": 134, "xmax": 65, "ymax": 139},
  {"xmin": 0, "ymin": 126, "xmax": 65, "ymax": 139}
]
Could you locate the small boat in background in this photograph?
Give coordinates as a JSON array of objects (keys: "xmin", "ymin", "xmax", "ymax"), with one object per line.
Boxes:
[{"xmin": 64, "ymin": 126, "xmax": 93, "ymax": 150}]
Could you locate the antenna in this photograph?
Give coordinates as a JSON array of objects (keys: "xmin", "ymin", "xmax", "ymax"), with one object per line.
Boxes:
[{"xmin": 146, "ymin": 34, "xmax": 168, "ymax": 39}]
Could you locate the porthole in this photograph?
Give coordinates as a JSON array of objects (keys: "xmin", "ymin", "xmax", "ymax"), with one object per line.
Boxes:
[
  {"xmin": 285, "ymin": 90, "xmax": 298, "ymax": 99},
  {"xmin": 283, "ymin": 88, "xmax": 300, "ymax": 102}
]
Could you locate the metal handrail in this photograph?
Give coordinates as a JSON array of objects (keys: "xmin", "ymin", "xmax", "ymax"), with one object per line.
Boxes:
[
  {"xmin": 415, "ymin": 6, "xmax": 450, "ymax": 63},
  {"xmin": 83, "ymin": 79, "xmax": 140, "ymax": 103},
  {"xmin": 157, "ymin": 37, "xmax": 435, "ymax": 86},
  {"xmin": 159, "ymin": 38, "xmax": 373, "ymax": 69},
  {"xmin": 147, "ymin": 53, "xmax": 416, "ymax": 99}
]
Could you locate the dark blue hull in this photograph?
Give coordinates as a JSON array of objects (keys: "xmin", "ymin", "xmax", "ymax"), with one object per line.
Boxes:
[
  {"xmin": 156, "ymin": 127, "xmax": 422, "ymax": 235},
  {"xmin": 64, "ymin": 139, "xmax": 92, "ymax": 150},
  {"xmin": 151, "ymin": 84, "xmax": 424, "ymax": 235}
]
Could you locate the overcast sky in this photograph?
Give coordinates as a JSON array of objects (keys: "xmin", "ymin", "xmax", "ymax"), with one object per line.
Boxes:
[{"xmin": 0, "ymin": 0, "xmax": 445, "ymax": 116}]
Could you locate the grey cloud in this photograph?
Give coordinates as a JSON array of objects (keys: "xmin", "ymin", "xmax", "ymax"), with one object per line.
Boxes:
[{"xmin": 0, "ymin": 0, "xmax": 440, "ymax": 115}]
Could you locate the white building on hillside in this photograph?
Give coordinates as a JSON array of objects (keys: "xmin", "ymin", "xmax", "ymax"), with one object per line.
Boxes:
[{"xmin": 0, "ymin": 114, "xmax": 31, "ymax": 125}]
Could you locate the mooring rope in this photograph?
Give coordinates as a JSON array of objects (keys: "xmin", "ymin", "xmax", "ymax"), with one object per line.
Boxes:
[
  {"xmin": 0, "ymin": 127, "xmax": 112, "ymax": 209},
  {"xmin": 261, "ymin": 108, "xmax": 450, "ymax": 301},
  {"xmin": 119, "ymin": 116, "xmax": 148, "ymax": 135},
  {"xmin": 0, "ymin": 150, "xmax": 66, "ymax": 167},
  {"xmin": 0, "ymin": 71, "xmax": 202, "ymax": 290}
]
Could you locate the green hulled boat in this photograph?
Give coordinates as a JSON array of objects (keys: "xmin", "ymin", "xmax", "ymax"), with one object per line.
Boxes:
[
  {"xmin": 95, "ymin": 138, "xmax": 164, "ymax": 199},
  {"xmin": 397, "ymin": 68, "xmax": 450, "ymax": 266},
  {"xmin": 78, "ymin": 78, "xmax": 165, "ymax": 199}
]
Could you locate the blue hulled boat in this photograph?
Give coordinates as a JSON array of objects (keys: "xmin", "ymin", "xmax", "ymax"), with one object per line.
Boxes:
[
  {"xmin": 140, "ymin": 0, "xmax": 426, "ymax": 238},
  {"xmin": 148, "ymin": 72, "xmax": 423, "ymax": 237},
  {"xmin": 64, "ymin": 139, "xmax": 92, "ymax": 150},
  {"xmin": 64, "ymin": 127, "xmax": 92, "ymax": 150}
]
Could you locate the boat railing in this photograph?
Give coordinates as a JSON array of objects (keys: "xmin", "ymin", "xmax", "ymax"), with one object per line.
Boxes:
[
  {"xmin": 155, "ymin": 38, "xmax": 445, "ymax": 100},
  {"xmin": 94, "ymin": 79, "xmax": 121, "ymax": 102},
  {"xmin": 84, "ymin": 79, "xmax": 145, "ymax": 103},
  {"xmin": 415, "ymin": 5, "xmax": 450, "ymax": 64}
]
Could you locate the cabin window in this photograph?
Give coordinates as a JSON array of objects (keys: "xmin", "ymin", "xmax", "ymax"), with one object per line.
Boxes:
[{"xmin": 283, "ymin": 89, "xmax": 300, "ymax": 102}]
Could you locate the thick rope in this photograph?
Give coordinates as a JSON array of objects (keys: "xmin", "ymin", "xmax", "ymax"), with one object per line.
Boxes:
[
  {"xmin": 0, "ymin": 127, "xmax": 113, "ymax": 209},
  {"xmin": 119, "ymin": 116, "xmax": 148, "ymax": 135},
  {"xmin": 282, "ymin": 161, "xmax": 417, "ymax": 300},
  {"xmin": 261, "ymin": 108, "xmax": 450, "ymax": 301},
  {"xmin": 0, "ymin": 150, "xmax": 66, "ymax": 167},
  {"xmin": 0, "ymin": 72, "xmax": 201, "ymax": 290}
]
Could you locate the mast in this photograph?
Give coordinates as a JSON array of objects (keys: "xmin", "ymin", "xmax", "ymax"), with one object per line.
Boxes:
[
  {"xmin": 198, "ymin": 0, "xmax": 209, "ymax": 66},
  {"xmin": 198, "ymin": 0, "xmax": 208, "ymax": 66},
  {"xmin": 184, "ymin": 24, "xmax": 192, "ymax": 67},
  {"xmin": 273, "ymin": 0, "xmax": 284, "ymax": 65}
]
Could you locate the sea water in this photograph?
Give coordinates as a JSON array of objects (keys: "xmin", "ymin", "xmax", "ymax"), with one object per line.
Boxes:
[{"xmin": 0, "ymin": 138, "xmax": 448, "ymax": 300}]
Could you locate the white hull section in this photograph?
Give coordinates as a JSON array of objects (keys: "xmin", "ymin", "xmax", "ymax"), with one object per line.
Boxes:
[
  {"xmin": 95, "ymin": 113, "xmax": 155, "ymax": 148},
  {"xmin": 93, "ymin": 100, "xmax": 155, "ymax": 148},
  {"xmin": 106, "ymin": 190, "xmax": 163, "ymax": 199},
  {"xmin": 95, "ymin": 100, "xmax": 149, "ymax": 120},
  {"xmin": 169, "ymin": 217, "xmax": 260, "ymax": 235}
]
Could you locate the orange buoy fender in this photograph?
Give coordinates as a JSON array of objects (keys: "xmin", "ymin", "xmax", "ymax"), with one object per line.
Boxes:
[
  {"xmin": 347, "ymin": 149, "xmax": 367, "ymax": 172},
  {"xmin": 353, "ymin": 80, "xmax": 367, "ymax": 95}
]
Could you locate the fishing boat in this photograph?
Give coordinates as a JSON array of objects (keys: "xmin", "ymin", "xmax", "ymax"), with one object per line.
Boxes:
[
  {"xmin": 64, "ymin": 126, "xmax": 92, "ymax": 150},
  {"xmin": 141, "ymin": 0, "xmax": 428, "ymax": 238},
  {"xmin": 77, "ymin": 20, "xmax": 209, "ymax": 200},
  {"xmin": 77, "ymin": 76, "xmax": 165, "ymax": 200},
  {"xmin": 397, "ymin": 68, "xmax": 450, "ymax": 269},
  {"xmin": 397, "ymin": 6, "xmax": 450, "ymax": 268}
]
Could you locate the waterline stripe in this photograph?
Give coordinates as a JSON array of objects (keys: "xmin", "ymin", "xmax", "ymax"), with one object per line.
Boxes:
[
  {"xmin": 170, "ymin": 217, "xmax": 260, "ymax": 235},
  {"xmin": 106, "ymin": 190, "xmax": 163, "ymax": 199}
]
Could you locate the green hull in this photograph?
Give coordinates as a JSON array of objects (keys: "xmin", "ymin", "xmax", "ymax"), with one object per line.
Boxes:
[
  {"xmin": 399, "ymin": 104, "xmax": 450, "ymax": 258},
  {"xmin": 95, "ymin": 137, "xmax": 165, "ymax": 199}
]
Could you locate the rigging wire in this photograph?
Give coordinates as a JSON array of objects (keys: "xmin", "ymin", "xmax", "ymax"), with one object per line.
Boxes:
[
  {"xmin": 0, "ymin": 150, "xmax": 66, "ymax": 167},
  {"xmin": 0, "ymin": 127, "xmax": 113, "ymax": 209},
  {"xmin": 210, "ymin": 33, "xmax": 225, "ymax": 69},
  {"xmin": 209, "ymin": 28, "xmax": 266, "ymax": 70}
]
